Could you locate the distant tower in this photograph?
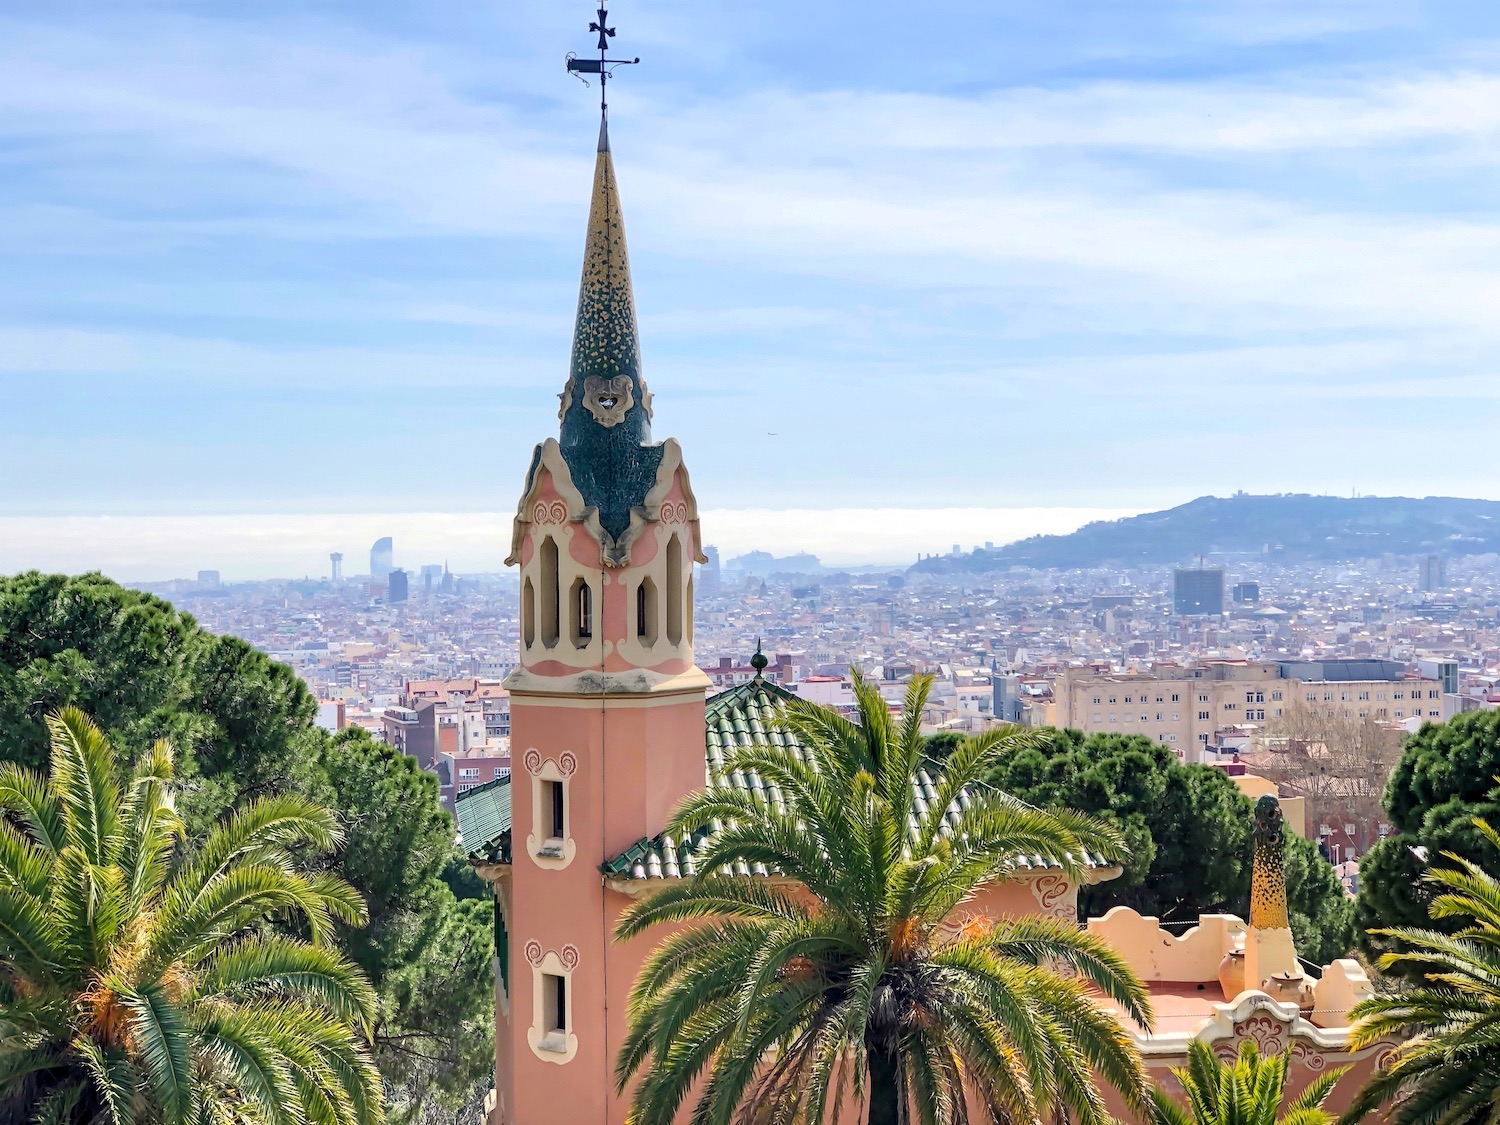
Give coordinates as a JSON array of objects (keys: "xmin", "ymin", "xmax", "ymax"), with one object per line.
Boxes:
[
  {"xmin": 1173, "ymin": 566, "xmax": 1225, "ymax": 616},
  {"xmin": 370, "ymin": 537, "xmax": 394, "ymax": 597},
  {"xmin": 330, "ymin": 552, "xmax": 344, "ymax": 583},
  {"xmin": 700, "ymin": 544, "xmax": 721, "ymax": 590},
  {"xmin": 388, "ymin": 569, "xmax": 409, "ymax": 604},
  {"xmin": 494, "ymin": 23, "xmax": 708, "ymax": 1121},
  {"xmin": 1420, "ymin": 554, "xmax": 1446, "ymax": 591}
]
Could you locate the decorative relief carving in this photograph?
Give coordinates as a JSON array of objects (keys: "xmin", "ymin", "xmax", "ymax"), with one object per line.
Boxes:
[
  {"xmin": 582, "ymin": 375, "xmax": 634, "ymax": 427},
  {"xmin": 1290, "ymin": 1041, "xmax": 1327, "ymax": 1072},
  {"xmin": 522, "ymin": 748, "xmax": 575, "ymax": 777},
  {"xmin": 524, "ymin": 941, "xmax": 579, "ymax": 970},
  {"xmin": 1233, "ymin": 1011, "xmax": 1291, "ymax": 1056},
  {"xmin": 532, "ymin": 500, "xmax": 568, "ymax": 526},
  {"xmin": 659, "ymin": 500, "xmax": 689, "ymax": 525},
  {"xmin": 1029, "ymin": 873, "xmax": 1077, "ymax": 921}
]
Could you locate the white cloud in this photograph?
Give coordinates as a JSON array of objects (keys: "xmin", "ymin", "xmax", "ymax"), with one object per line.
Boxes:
[{"xmin": 7, "ymin": 15, "xmax": 1500, "ymax": 342}]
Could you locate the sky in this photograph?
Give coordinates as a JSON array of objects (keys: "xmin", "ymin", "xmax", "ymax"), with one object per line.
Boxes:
[{"xmin": 3, "ymin": 1, "xmax": 1500, "ymax": 578}]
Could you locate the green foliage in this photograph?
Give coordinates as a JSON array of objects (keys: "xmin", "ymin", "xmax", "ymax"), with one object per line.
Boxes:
[
  {"xmin": 1151, "ymin": 1039, "xmax": 1346, "ymax": 1125},
  {"xmin": 1354, "ymin": 710, "xmax": 1500, "ymax": 959},
  {"xmin": 0, "ymin": 572, "xmax": 322, "ymax": 831},
  {"xmin": 0, "ymin": 708, "xmax": 383, "ymax": 1124},
  {"xmin": 313, "ymin": 730, "xmax": 494, "ymax": 1120},
  {"xmin": 1341, "ymin": 818, "xmax": 1500, "ymax": 1125},
  {"xmin": 1283, "ymin": 833, "xmax": 1355, "ymax": 967},
  {"xmin": 0, "ymin": 573, "xmax": 494, "ymax": 1122},
  {"xmin": 617, "ymin": 671, "xmax": 1153, "ymax": 1125},
  {"xmin": 988, "ymin": 730, "xmax": 1354, "ymax": 964}
]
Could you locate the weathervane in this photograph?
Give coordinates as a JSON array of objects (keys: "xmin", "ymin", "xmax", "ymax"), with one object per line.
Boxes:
[{"xmin": 566, "ymin": 6, "xmax": 640, "ymax": 120}]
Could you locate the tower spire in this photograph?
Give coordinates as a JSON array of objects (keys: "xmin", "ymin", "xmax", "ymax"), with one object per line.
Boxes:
[{"xmin": 556, "ymin": 7, "xmax": 661, "ymax": 546}]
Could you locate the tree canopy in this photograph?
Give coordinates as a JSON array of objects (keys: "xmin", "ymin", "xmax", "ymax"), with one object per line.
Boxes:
[
  {"xmin": 0, "ymin": 573, "xmax": 493, "ymax": 1123},
  {"xmin": 1343, "ymin": 817, "xmax": 1500, "ymax": 1125},
  {"xmin": 1353, "ymin": 709, "xmax": 1500, "ymax": 957},
  {"xmin": 982, "ymin": 729, "xmax": 1354, "ymax": 965},
  {"xmin": 0, "ymin": 708, "xmax": 382, "ymax": 1124}
]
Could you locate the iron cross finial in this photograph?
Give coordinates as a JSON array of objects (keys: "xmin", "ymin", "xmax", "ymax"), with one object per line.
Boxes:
[
  {"xmin": 589, "ymin": 7, "xmax": 616, "ymax": 50},
  {"xmin": 566, "ymin": 4, "xmax": 640, "ymax": 119}
]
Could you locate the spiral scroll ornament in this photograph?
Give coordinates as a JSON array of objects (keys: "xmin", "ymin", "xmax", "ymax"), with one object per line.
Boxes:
[{"xmin": 532, "ymin": 500, "xmax": 568, "ymax": 525}]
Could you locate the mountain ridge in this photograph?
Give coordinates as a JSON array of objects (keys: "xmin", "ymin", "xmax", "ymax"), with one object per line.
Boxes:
[{"xmin": 910, "ymin": 494, "xmax": 1500, "ymax": 573}]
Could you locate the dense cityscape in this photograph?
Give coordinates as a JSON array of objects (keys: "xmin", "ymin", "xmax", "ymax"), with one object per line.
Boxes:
[{"xmin": 138, "ymin": 537, "xmax": 1499, "ymax": 872}]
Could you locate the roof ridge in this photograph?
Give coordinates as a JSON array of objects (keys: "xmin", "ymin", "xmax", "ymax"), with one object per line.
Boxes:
[
  {"xmin": 454, "ymin": 773, "xmax": 511, "ymax": 803},
  {"xmin": 705, "ymin": 676, "xmax": 798, "ymax": 721}
]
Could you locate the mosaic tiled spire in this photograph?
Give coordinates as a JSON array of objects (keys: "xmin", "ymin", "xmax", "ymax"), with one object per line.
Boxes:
[{"xmin": 556, "ymin": 115, "xmax": 663, "ymax": 543}]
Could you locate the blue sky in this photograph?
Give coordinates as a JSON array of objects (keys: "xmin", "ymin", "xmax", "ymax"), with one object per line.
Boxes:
[{"xmin": 4, "ymin": 1, "xmax": 1500, "ymax": 574}]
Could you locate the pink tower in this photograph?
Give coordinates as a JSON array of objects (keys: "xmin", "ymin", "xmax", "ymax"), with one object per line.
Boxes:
[{"xmin": 488, "ymin": 108, "xmax": 711, "ymax": 1124}]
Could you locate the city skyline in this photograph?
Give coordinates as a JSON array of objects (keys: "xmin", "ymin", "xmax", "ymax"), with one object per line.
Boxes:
[
  {"xmin": 5, "ymin": 0, "xmax": 1500, "ymax": 549},
  {"xmin": 0, "ymin": 504, "xmax": 1135, "ymax": 582}
]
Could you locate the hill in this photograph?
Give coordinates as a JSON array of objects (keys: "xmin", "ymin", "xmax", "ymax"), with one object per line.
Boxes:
[{"xmin": 911, "ymin": 494, "xmax": 1500, "ymax": 573}]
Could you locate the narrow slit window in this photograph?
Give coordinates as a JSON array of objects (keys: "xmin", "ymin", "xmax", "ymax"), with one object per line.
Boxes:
[
  {"xmin": 545, "ymin": 779, "xmax": 565, "ymax": 839},
  {"xmin": 522, "ymin": 578, "xmax": 536, "ymax": 648},
  {"xmin": 539, "ymin": 537, "xmax": 560, "ymax": 647},
  {"xmin": 543, "ymin": 972, "xmax": 567, "ymax": 1034},
  {"xmin": 666, "ymin": 535, "xmax": 683, "ymax": 646},
  {"xmin": 637, "ymin": 577, "xmax": 658, "ymax": 644},
  {"xmin": 569, "ymin": 577, "xmax": 592, "ymax": 646}
]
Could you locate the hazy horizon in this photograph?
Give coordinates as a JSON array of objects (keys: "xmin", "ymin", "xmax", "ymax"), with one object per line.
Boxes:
[{"xmin": 0, "ymin": 505, "xmax": 1141, "ymax": 583}]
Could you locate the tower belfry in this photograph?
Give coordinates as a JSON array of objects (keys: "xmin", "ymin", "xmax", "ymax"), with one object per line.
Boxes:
[{"xmin": 489, "ymin": 9, "xmax": 710, "ymax": 1122}]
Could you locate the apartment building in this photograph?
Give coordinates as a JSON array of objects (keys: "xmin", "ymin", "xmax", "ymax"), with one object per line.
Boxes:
[
  {"xmin": 380, "ymin": 677, "xmax": 511, "ymax": 769},
  {"xmin": 437, "ymin": 742, "xmax": 511, "ymax": 811},
  {"xmin": 1054, "ymin": 659, "xmax": 1443, "ymax": 762}
]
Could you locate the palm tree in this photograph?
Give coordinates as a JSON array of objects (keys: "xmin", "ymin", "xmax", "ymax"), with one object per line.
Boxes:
[
  {"xmin": 615, "ymin": 671, "xmax": 1154, "ymax": 1125},
  {"xmin": 1340, "ymin": 817, "xmax": 1500, "ymax": 1125},
  {"xmin": 0, "ymin": 706, "xmax": 383, "ymax": 1125},
  {"xmin": 1151, "ymin": 1040, "xmax": 1346, "ymax": 1125}
]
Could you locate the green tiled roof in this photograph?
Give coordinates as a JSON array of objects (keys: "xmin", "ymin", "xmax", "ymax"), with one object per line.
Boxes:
[
  {"xmin": 458, "ymin": 676, "xmax": 1108, "ymax": 881},
  {"xmin": 602, "ymin": 677, "xmax": 1108, "ymax": 882},
  {"xmin": 454, "ymin": 775, "xmax": 512, "ymax": 864}
]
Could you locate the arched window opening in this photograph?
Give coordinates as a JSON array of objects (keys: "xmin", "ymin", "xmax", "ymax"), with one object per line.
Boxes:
[
  {"xmin": 540, "ymin": 536, "xmax": 560, "ymax": 648},
  {"xmin": 637, "ymin": 577, "xmax": 658, "ymax": 645},
  {"xmin": 522, "ymin": 578, "xmax": 536, "ymax": 648},
  {"xmin": 686, "ymin": 575, "xmax": 695, "ymax": 646},
  {"xmin": 569, "ymin": 577, "xmax": 592, "ymax": 647},
  {"xmin": 666, "ymin": 535, "xmax": 683, "ymax": 647}
]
